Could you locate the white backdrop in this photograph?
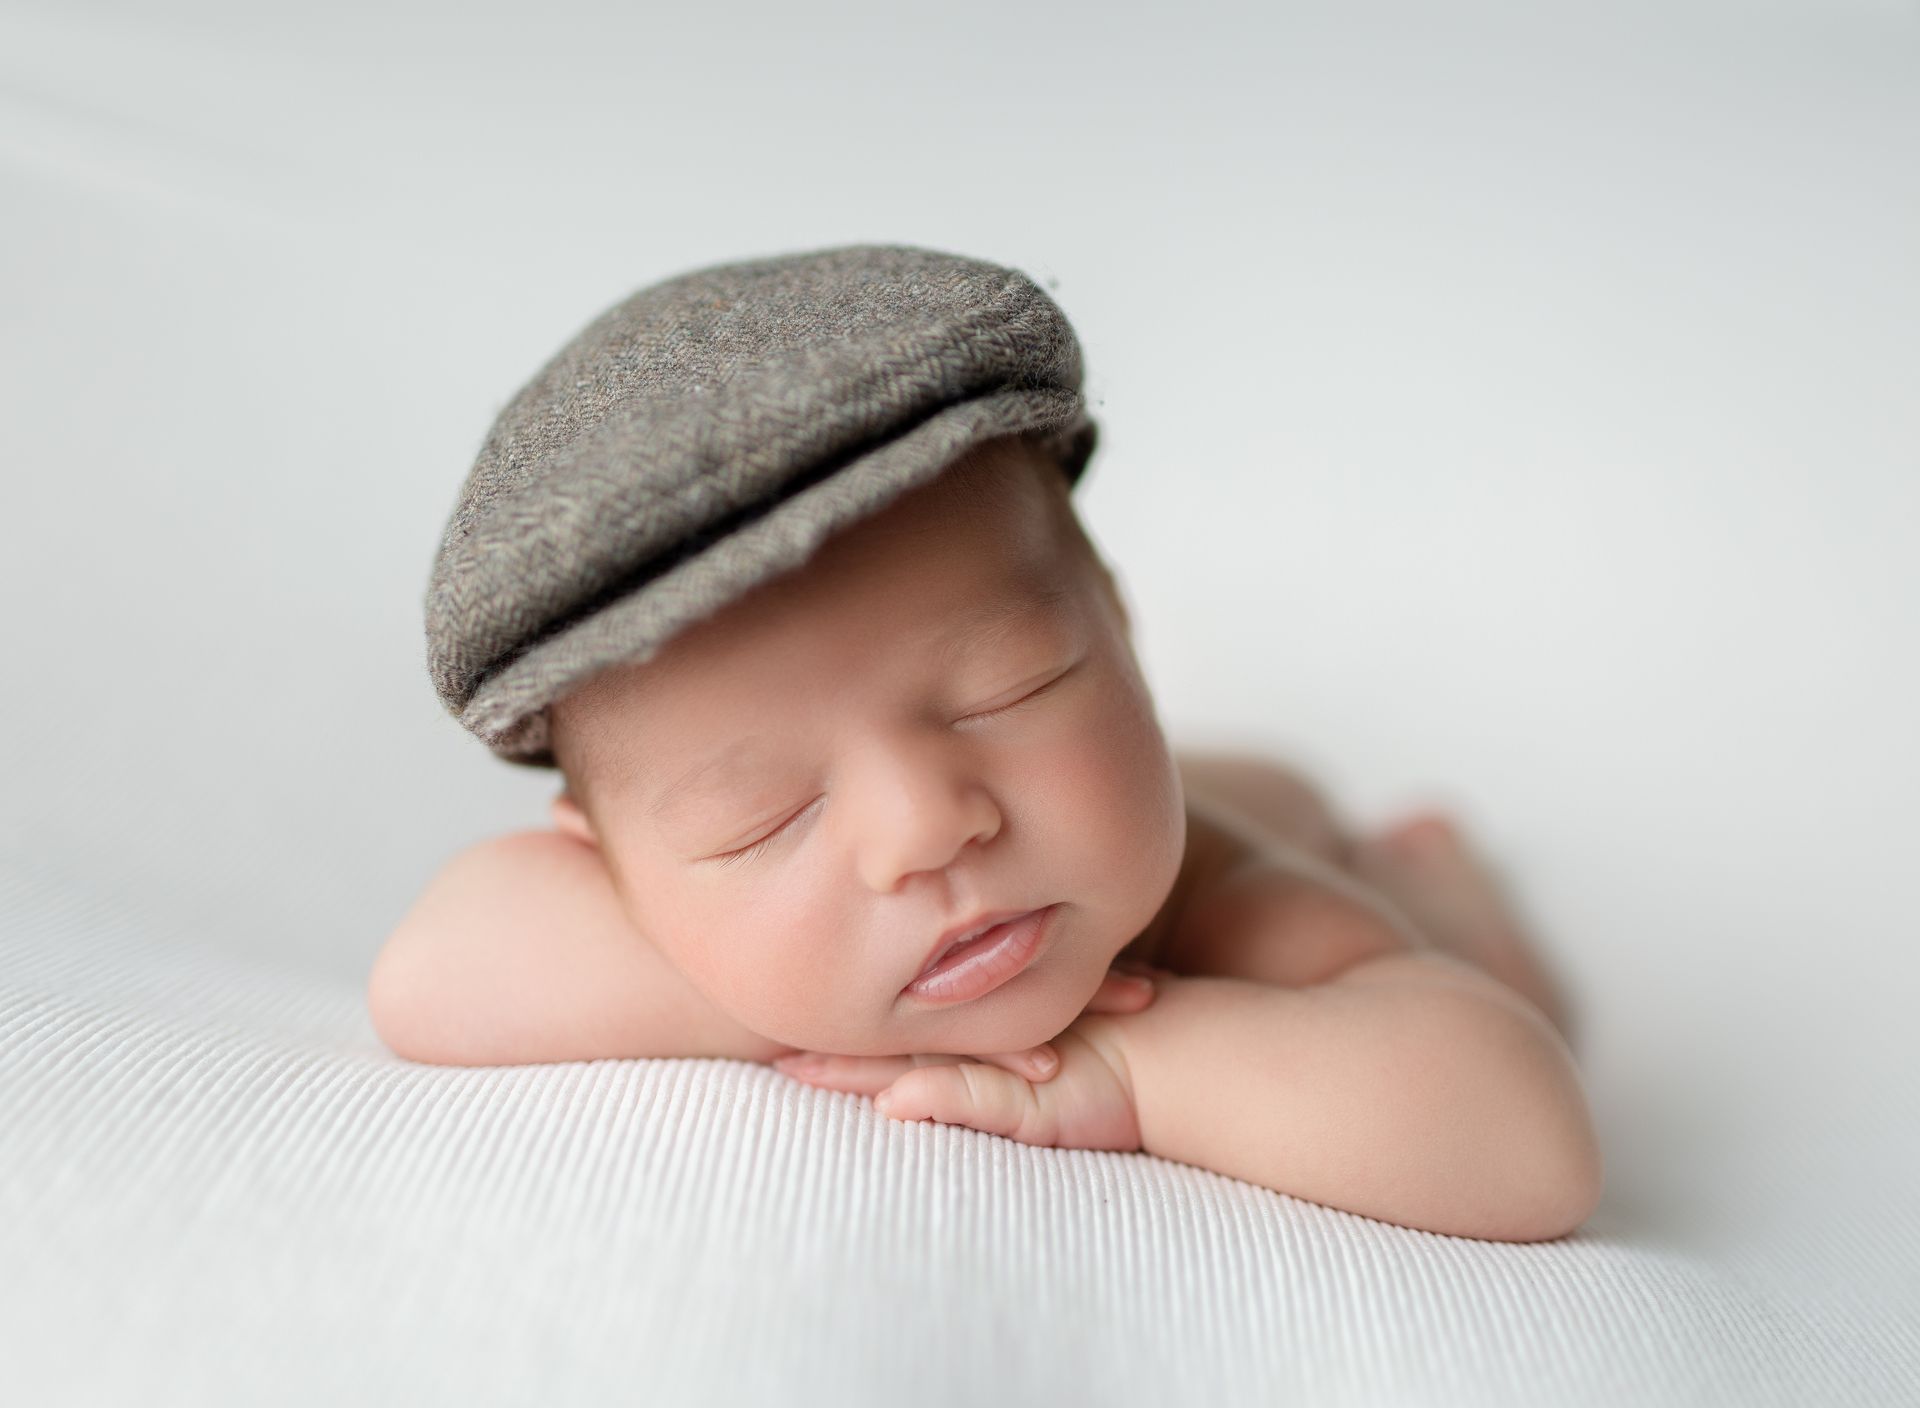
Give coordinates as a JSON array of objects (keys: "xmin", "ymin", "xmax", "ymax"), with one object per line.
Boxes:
[{"xmin": 4, "ymin": 1, "xmax": 1916, "ymax": 1403}]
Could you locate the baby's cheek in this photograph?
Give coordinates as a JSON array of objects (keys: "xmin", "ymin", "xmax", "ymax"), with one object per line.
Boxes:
[
  {"xmin": 1057, "ymin": 708, "xmax": 1170, "ymax": 835},
  {"xmin": 1061, "ymin": 721, "xmax": 1184, "ymax": 934},
  {"xmin": 713, "ymin": 912, "xmax": 875, "ymax": 1044},
  {"xmin": 628, "ymin": 894, "xmax": 768, "ymax": 1020}
]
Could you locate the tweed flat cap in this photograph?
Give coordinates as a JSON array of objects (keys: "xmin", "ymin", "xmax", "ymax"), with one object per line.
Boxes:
[{"xmin": 424, "ymin": 242, "xmax": 1101, "ymax": 769}]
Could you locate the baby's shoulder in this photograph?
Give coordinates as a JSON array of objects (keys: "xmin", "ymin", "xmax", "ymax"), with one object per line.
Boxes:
[{"xmin": 1157, "ymin": 795, "xmax": 1423, "ymax": 985}]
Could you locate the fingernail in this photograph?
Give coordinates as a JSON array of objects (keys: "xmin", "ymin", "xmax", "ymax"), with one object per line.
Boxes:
[
  {"xmin": 873, "ymin": 1090, "xmax": 894, "ymax": 1114},
  {"xmin": 1123, "ymin": 974, "xmax": 1155, "ymax": 992},
  {"xmin": 1029, "ymin": 1049, "xmax": 1058, "ymax": 1076}
]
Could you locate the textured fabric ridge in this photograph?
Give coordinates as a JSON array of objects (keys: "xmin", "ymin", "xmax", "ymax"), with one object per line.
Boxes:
[{"xmin": 6, "ymin": 857, "xmax": 1916, "ymax": 1406}]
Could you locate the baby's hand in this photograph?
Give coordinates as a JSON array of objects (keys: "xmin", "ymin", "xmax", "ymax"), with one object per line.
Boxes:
[{"xmin": 771, "ymin": 960, "xmax": 1172, "ymax": 1151}]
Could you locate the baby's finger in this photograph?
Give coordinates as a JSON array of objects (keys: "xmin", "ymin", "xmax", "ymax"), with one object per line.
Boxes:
[
  {"xmin": 1081, "ymin": 967, "xmax": 1158, "ymax": 1014},
  {"xmin": 874, "ymin": 1063, "xmax": 1056, "ymax": 1146},
  {"xmin": 968, "ymin": 1044, "xmax": 1061, "ymax": 1082},
  {"xmin": 773, "ymin": 1051, "xmax": 917, "ymax": 1095}
]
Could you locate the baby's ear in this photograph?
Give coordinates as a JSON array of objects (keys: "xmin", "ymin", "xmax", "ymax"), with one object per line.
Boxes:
[{"xmin": 550, "ymin": 789, "xmax": 596, "ymax": 846}]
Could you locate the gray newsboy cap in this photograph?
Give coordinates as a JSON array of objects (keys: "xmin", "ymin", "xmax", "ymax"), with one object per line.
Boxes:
[{"xmin": 424, "ymin": 242, "xmax": 1101, "ymax": 769}]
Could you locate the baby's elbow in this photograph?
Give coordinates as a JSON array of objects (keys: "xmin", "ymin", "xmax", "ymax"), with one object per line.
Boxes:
[
  {"xmin": 1421, "ymin": 990, "xmax": 1604, "ymax": 1243},
  {"xmin": 367, "ymin": 935, "xmax": 423, "ymax": 1060},
  {"xmin": 367, "ymin": 929, "xmax": 476, "ymax": 1066},
  {"xmin": 1556, "ymin": 1133, "xmax": 1606, "ymax": 1239},
  {"xmin": 1492, "ymin": 1115, "xmax": 1604, "ymax": 1244},
  {"xmin": 1484, "ymin": 1030, "xmax": 1605, "ymax": 1243}
]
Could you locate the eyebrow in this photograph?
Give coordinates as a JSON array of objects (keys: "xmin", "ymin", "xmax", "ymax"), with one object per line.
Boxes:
[{"xmin": 644, "ymin": 572, "xmax": 1078, "ymax": 822}]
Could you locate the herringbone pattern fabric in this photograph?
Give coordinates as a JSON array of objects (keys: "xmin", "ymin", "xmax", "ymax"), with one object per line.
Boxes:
[{"xmin": 423, "ymin": 244, "xmax": 1099, "ymax": 769}]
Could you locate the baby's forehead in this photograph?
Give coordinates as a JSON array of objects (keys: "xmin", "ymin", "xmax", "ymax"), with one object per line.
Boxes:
[
  {"xmin": 573, "ymin": 564, "xmax": 1084, "ymax": 718},
  {"xmin": 554, "ymin": 481, "xmax": 1096, "ymax": 736},
  {"xmin": 699, "ymin": 569, "xmax": 1082, "ymax": 682}
]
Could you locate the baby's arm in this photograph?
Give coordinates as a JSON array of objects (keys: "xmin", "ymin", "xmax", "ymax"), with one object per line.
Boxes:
[
  {"xmin": 368, "ymin": 831, "xmax": 793, "ymax": 1066},
  {"xmin": 1107, "ymin": 954, "xmax": 1602, "ymax": 1242}
]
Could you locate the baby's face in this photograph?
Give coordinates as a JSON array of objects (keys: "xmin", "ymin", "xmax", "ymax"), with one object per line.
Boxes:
[{"xmin": 547, "ymin": 441, "xmax": 1187, "ymax": 1057}]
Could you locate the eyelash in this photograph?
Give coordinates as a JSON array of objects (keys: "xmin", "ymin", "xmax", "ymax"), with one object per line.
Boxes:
[
  {"xmin": 967, "ymin": 660, "xmax": 1080, "ymax": 728},
  {"xmin": 713, "ymin": 792, "xmax": 831, "ymax": 868},
  {"xmin": 716, "ymin": 841, "xmax": 771, "ymax": 868},
  {"xmin": 709, "ymin": 670, "xmax": 1072, "ymax": 868}
]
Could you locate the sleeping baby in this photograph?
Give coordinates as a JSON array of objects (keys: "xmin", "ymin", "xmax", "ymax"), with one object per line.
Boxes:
[{"xmin": 374, "ymin": 243, "xmax": 1601, "ymax": 1243}]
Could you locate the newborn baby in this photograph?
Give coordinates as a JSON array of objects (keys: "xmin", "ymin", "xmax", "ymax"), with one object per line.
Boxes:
[{"xmin": 376, "ymin": 245, "xmax": 1599, "ymax": 1243}]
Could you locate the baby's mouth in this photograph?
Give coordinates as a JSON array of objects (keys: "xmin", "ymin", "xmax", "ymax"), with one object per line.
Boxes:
[{"xmin": 901, "ymin": 905, "xmax": 1057, "ymax": 1005}]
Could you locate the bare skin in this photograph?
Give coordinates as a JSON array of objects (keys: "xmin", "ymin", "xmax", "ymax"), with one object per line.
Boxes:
[
  {"xmin": 1170, "ymin": 751, "xmax": 1578, "ymax": 1049},
  {"xmin": 370, "ymin": 435, "xmax": 1598, "ymax": 1239},
  {"xmin": 770, "ymin": 764, "xmax": 1600, "ymax": 1239},
  {"xmin": 371, "ymin": 748, "xmax": 1594, "ymax": 1243}
]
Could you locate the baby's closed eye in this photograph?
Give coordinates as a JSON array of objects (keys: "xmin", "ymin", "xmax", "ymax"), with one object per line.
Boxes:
[
  {"xmin": 957, "ymin": 661, "xmax": 1078, "ymax": 725},
  {"xmin": 702, "ymin": 660, "xmax": 1083, "ymax": 869},
  {"xmin": 711, "ymin": 796, "xmax": 826, "ymax": 867}
]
